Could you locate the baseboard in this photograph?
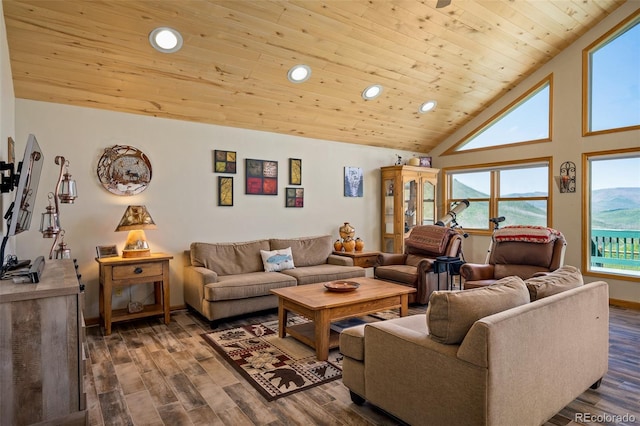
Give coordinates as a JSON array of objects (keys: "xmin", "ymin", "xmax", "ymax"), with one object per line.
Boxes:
[{"xmin": 609, "ymin": 298, "xmax": 640, "ymax": 311}]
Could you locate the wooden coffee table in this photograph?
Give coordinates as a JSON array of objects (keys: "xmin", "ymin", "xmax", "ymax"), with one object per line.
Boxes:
[{"xmin": 270, "ymin": 277, "xmax": 416, "ymax": 360}]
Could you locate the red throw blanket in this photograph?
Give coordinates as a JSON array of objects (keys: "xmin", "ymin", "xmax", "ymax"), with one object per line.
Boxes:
[
  {"xmin": 494, "ymin": 225, "xmax": 563, "ymax": 244},
  {"xmin": 405, "ymin": 225, "xmax": 454, "ymax": 255}
]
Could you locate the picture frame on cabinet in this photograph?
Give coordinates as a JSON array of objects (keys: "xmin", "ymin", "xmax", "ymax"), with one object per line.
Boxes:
[
  {"xmin": 419, "ymin": 156, "xmax": 432, "ymax": 167},
  {"xmin": 96, "ymin": 245, "xmax": 119, "ymax": 258},
  {"xmin": 218, "ymin": 176, "xmax": 233, "ymax": 206}
]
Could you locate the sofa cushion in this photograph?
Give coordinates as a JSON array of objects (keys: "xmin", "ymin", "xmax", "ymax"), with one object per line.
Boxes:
[
  {"xmin": 427, "ymin": 276, "xmax": 530, "ymax": 344},
  {"xmin": 260, "ymin": 247, "xmax": 295, "ymax": 272},
  {"xmin": 190, "ymin": 240, "xmax": 269, "ymax": 275},
  {"xmin": 279, "ymin": 263, "xmax": 365, "ymax": 285},
  {"xmin": 270, "ymin": 235, "xmax": 332, "ymax": 267},
  {"xmin": 374, "ymin": 264, "xmax": 417, "ymax": 285},
  {"xmin": 203, "ymin": 272, "xmax": 296, "ymax": 301},
  {"xmin": 524, "ymin": 265, "xmax": 584, "ymax": 301}
]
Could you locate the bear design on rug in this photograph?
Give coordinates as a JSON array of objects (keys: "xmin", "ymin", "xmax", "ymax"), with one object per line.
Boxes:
[{"xmin": 266, "ymin": 368, "xmax": 305, "ymax": 389}]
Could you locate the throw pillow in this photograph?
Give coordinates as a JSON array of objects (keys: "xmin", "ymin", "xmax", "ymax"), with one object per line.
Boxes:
[
  {"xmin": 260, "ymin": 247, "xmax": 295, "ymax": 272},
  {"xmin": 426, "ymin": 276, "xmax": 530, "ymax": 345},
  {"xmin": 524, "ymin": 265, "xmax": 584, "ymax": 301}
]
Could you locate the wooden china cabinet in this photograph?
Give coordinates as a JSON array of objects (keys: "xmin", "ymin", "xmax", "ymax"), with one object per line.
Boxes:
[{"xmin": 381, "ymin": 165, "xmax": 439, "ymax": 253}]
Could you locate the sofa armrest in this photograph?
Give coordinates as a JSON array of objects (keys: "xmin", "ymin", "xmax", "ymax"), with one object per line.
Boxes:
[
  {"xmin": 377, "ymin": 252, "xmax": 408, "ymax": 266},
  {"xmin": 327, "ymin": 254, "xmax": 354, "ymax": 266},
  {"xmin": 460, "ymin": 263, "xmax": 495, "ymax": 280},
  {"xmin": 183, "ymin": 265, "xmax": 218, "ymax": 309}
]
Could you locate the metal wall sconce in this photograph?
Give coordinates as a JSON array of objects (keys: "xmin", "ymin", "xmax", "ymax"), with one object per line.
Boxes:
[
  {"xmin": 39, "ymin": 156, "xmax": 78, "ymax": 259},
  {"xmin": 556, "ymin": 161, "xmax": 576, "ymax": 193}
]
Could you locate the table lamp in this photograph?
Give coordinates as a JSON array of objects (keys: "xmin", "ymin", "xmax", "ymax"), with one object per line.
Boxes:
[{"xmin": 115, "ymin": 205, "xmax": 157, "ymax": 258}]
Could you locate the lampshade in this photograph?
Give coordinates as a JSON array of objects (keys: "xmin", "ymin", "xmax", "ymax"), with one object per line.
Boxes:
[{"xmin": 115, "ymin": 205, "xmax": 157, "ymax": 258}]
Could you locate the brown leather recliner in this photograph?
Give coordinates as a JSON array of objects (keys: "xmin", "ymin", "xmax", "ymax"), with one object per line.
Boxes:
[
  {"xmin": 374, "ymin": 225, "xmax": 462, "ymax": 304},
  {"xmin": 461, "ymin": 226, "xmax": 566, "ymax": 289}
]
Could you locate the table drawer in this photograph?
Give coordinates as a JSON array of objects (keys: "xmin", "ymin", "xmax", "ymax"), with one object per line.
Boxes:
[{"xmin": 112, "ymin": 262, "xmax": 163, "ymax": 280}]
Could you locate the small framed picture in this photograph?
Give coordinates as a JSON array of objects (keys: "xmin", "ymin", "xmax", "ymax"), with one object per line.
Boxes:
[
  {"xmin": 285, "ymin": 187, "xmax": 304, "ymax": 207},
  {"xmin": 419, "ymin": 156, "xmax": 432, "ymax": 167},
  {"xmin": 96, "ymin": 245, "xmax": 118, "ymax": 258},
  {"xmin": 213, "ymin": 150, "xmax": 237, "ymax": 173},
  {"xmin": 344, "ymin": 167, "xmax": 363, "ymax": 197},
  {"xmin": 289, "ymin": 158, "xmax": 302, "ymax": 185},
  {"xmin": 218, "ymin": 176, "xmax": 233, "ymax": 206}
]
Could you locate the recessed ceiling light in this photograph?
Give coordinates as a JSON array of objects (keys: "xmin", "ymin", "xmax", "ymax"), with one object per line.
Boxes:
[
  {"xmin": 362, "ymin": 85, "xmax": 383, "ymax": 100},
  {"xmin": 149, "ymin": 27, "xmax": 183, "ymax": 53},
  {"xmin": 287, "ymin": 65, "xmax": 311, "ymax": 83},
  {"xmin": 419, "ymin": 100, "xmax": 437, "ymax": 113}
]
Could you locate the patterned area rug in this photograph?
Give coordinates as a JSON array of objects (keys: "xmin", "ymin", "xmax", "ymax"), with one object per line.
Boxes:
[{"xmin": 201, "ymin": 311, "xmax": 399, "ymax": 401}]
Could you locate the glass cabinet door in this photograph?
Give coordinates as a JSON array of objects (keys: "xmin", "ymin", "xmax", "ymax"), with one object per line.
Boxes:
[
  {"xmin": 422, "ymin": 180, "xmax": 435, "ymax": 225},
  {"xmin": 383, "ymin": 178, "xmax": 395, "ymax": 252},
  {"xmin": 404, "ymin": 179, "xmax": 418, "ymax": 233}
]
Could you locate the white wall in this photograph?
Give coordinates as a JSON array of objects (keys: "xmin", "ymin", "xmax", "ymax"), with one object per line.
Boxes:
[
  {"xmin": 431, "ymin": 2, "xmax": 640, "ymax": 303},
  {"xmin": 14, "ymin": 99, "xmax": 420, "ymax": 319},
  {"xmin": 0, "ymin": 1, "xmax": 15, "ymax": 241}
]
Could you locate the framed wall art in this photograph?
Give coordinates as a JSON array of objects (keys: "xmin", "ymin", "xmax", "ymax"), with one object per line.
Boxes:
[
  {"xmin": 214, "ymin": 150, "xmax": 237, "ymax": 173},
  {"xmin": 245, "ymin": 159, "xmax": 278, "ymax": 195},
  {"xmin": 218, "ymin": 176, "xmax": 233, "ymax": 206},
  {"xmin": 344, "ymin": 167, "xmax": 363, "ymax": 197},
  {"xmin": 285, "ymin": 187, "xmax": 304, "ymax": 207},
  {"xmin": 289, "ymin": 158, "xmax": 302, "ymax": 185}
]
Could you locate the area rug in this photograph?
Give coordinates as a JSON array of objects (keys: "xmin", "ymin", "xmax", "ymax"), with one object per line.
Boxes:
[{"xmin": 201, "ymin": 311, "xmax": 399, "ymax": 401}]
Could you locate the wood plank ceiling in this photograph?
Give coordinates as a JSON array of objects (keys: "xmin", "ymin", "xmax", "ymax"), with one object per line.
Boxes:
[{"xmin": 3, "ymin": 0, "xmax": 626, "ymax": 153}]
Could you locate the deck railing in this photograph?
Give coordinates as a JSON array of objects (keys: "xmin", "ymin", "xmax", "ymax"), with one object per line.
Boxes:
[{"xmin": 590, "ymin": 229, "xmax": 640, "ymax": 271}]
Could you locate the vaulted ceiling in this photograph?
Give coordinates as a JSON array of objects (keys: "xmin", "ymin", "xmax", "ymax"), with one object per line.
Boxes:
[{"xmin": 3, "ymin": 0, "xmax": 626, "ymax": 153}]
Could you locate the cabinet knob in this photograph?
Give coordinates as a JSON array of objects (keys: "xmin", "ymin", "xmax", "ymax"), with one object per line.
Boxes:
[{"xmin": 134, "ymin": 267, "xmax": 143, "ymax": 274}]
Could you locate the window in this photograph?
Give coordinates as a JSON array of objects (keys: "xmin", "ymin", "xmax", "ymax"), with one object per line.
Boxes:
[
  {"xmin": 583, "ymin": 149, "xmax": 640, "ymax": 281},
  {"xmin": 444, "ymin": 159, "xmax": 550, "ymax": 232},
  {"xmin": 583, "ymin": 11, "xmax": 640, "ymax": 135},
  {"xmin": 444, "ymin": 76, "xmax": 552, "ymax": 154}
]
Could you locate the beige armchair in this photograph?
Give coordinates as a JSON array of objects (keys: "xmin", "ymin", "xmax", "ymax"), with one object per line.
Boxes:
[
  {"xmin": 461, "ymin": 226, "xmax": 566, "ymax": 289},
  {"xmin": 374, "ymin": 225, "xmax": 462, "ymax": 304}
]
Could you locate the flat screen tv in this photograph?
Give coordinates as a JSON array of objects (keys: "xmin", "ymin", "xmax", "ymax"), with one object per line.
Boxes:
[
  {"xmin": 1, "ymin": 134, "xmax": 44, "ymax": 275},
  {"xmin": 6, "ymin": 134, "xmax": 44, "ymax": 236}
]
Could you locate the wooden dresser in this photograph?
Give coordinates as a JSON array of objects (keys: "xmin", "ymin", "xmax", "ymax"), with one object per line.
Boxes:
[{"xmin": 0, "ymin": 259, "xmax": 87, "ymax": 425}]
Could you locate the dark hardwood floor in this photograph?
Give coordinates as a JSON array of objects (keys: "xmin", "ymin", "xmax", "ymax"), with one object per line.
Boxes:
[{"xmin": 85, "ymin": 305, "xmax": 640, "ymax": 425}]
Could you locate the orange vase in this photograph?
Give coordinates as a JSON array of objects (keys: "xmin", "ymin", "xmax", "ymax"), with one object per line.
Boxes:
[
  {"xmin": 355, "ymin": 237, "xmax": 364, "ymax": 252},
  {"xmin": 342, "ymin": 237, "xmax": 356, "ymax": 252},
  {"xmin": 334, "ymin": 240, "xmax": 343, "ymax": 252}
]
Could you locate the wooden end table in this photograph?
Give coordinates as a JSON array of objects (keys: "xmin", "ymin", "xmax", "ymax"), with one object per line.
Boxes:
[
  {"xmin": 333, "ymin": 250, "xmax": 380, "ymax": 268},
  {"xmin": 271, "ymin": 277, "xmax": 415, "ymax": 360},
  {"xmin": 96, "ymin": 253, "xmax": 173, "ymax": 335}
]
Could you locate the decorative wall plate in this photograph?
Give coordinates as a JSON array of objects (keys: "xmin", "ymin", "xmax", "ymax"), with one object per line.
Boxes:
[{"xmin": 97, "ymin": 145, "xmax": 152, "ymax": 196}]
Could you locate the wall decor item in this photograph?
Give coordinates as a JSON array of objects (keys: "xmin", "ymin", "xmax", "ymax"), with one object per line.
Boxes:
[
  {"xmin": 214, "ymin": 150, "xmax": 237, "ymax": 173},
  {"xmin": 285, "ymin": 187, "xmax": 304, "ymax": 207},
  {"xmin": 344, "ymin": 167, "xmax": 363, "ymax": 197},
  {"xmin": 218, "ymin": 176, "xmax": 234, "ymax": 206},
  {"xmin": 558, "ymin": 161, "xmax": 576, "ymax": 193},
  {"xmin": 97, "ymin": 145, "xmax": 152, "ymax": 196},
  {"xmin": 245, "ymin": 158, "xmax": 278, "ymax": 195},
  {"xmin": 289, "ymin": 158, "xmax": 302, "ymax": 185},
  {"xmin": 7, "ymin": 137, "xmax": 15, "ymax": 164},
  {"xmin": 96, "ymin": 245, "xmax": 119, "ymax": 258},
  {"xmin": 419, "ymin": 156, "xmax": 432, "ymax": 167}
]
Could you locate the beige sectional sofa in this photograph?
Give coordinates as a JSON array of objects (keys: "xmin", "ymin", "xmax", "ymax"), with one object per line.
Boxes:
[
  {"xmin": 183, "ymin": 235, "xmax": 365, "ymax": 323},
  {"xmin": 340, "ymin": 266, "xmax": 609, "ymax": 426}
]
